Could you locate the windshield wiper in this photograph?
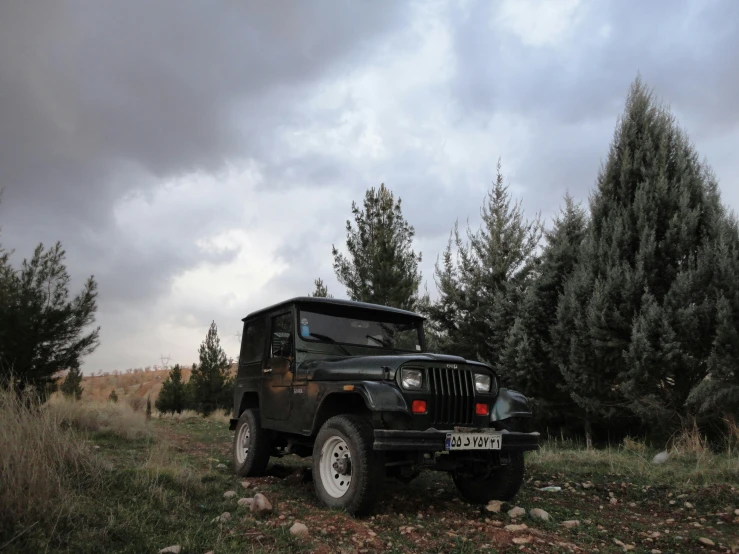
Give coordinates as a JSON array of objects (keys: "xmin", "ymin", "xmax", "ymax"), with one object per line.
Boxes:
[
  {"xmin": 306, "ymin": 333, "xmax": 352, "ymax": 356},
  {"xmin": 366, "ymin": 334, "xmax": 390, "ymax": 348}
]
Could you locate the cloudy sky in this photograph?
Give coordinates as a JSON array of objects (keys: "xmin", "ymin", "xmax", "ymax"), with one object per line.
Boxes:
[{"xmin": 1, "ymin": 0, "xmax": 737, "ymax": 373}]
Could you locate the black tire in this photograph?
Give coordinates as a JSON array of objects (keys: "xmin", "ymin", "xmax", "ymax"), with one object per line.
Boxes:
[
  {"xmin": 233, "ymin": 409, "xmax": 272, "ymax": 477},
  {"xmin": 312, "ymin": 415, "xmax": 384, "ymax": 517},
  {"xmin": 452, "ymin": 451, "xmax": 525, "ymax": 504}
]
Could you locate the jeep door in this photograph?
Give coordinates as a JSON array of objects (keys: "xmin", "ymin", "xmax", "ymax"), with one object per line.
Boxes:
[{"xmin": 261, "ymin": 311, "xmax": 294, "ymax": 421}]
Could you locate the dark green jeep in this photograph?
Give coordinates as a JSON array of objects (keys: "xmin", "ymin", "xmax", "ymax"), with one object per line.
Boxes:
[{"xmin": 229, "ymin": 297, "xmax": 538, "ymax": 516}]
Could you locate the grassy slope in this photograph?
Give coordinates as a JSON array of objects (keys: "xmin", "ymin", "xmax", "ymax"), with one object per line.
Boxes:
[{"xmin": 3, "ymin": 405, "xmax": 738, "ymax": 554}]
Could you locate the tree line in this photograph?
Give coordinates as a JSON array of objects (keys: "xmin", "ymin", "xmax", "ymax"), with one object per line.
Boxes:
[
  {"xmin": 2, "ymin": 75, "xmax": 737, "ymax": 444},
  {"xmin": 315, "ymin": 76, "xmax": 739, "ymax": 445}
]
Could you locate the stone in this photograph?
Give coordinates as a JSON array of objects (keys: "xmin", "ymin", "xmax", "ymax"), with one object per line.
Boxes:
[
  {"xmin": 512, "ymin": 537, "xmax": 531, "ymax": 545},
  {"xmin": 651, "ymin": 550, "xmax": 662, "ymax": 554},
  {"xmin": 508, "ymin": 506, "xmax": 526, "ymax": 518},
  {"xmin": 698, "ymin": 538, "xmax": 714, "ymax": 546},
  {"xmin": 610, "ymin": 497, "xmax": 618, "ymax": 505},
  {"xmin": 158, "ymin": 547, "xmax": 181, "ymax": 554},
  {"xmin": 685, "ymin": 502, "xmax": 694, "ymax": 509},
  {"xmin": 529, "ymin": 508, "xmax": 550, "ymax": 522},
  {"xmin": 504, "ymin": 524, "xmax": 528, "ymax": 532},
  {"xmin": 652, "ymin": 451, "xmax": 669, "ymax": 464},
  {"xmin": 216, "ymin": 463, "xmax": 227, "ymax": 469},
  {"xmin": 237, "ymin": 497, "xmax": 253, "ymax": 507},
  {"xmin": 251, "ymin": 493, "xmax": 273, "ymax": 514},
  {"xmin": 241, "ymin": 480, "xmax": 251, "ymax": 489},
  {"xmin": 486, "ymin": 500, "xmax": 503, "ymax": 513},
  {"xmin": 223, "ymin": 490, "xmax": 236, "ymax": 499},
  {"xmin": 290, "ymin": 522, "xmax": 309, "ymax": 538},
  {"xmin": 211, "ymin": 512, "xmax": 231, "ymax": 523},
  {"xmin": 561, "ymin": 520, "xmax": 580, "ymax": 529}
]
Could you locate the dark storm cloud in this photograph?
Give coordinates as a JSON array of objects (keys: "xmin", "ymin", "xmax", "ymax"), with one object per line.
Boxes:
[{"xmin": 0, "ymin": 0, "xmax": 410, "ymax": 302}]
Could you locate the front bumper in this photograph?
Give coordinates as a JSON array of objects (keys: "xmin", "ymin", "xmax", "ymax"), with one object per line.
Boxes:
[{"xmin": 373, "ymin": 428, "xmax": 540, "ymax": 452}]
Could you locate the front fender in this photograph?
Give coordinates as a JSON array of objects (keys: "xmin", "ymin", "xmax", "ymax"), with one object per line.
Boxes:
[
  {"xmin": 354, "ymin": 381, "xmax": 408, "ymax": 412},
  {"xmin": 490, "ymin": 388, "xmax": 532, "ymax": 421}
]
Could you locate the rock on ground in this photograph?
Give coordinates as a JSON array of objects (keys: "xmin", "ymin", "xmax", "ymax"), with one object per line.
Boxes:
[
  {"xmin": 652, "ymin": 451, "xmax": 669, "ymax": 464},
  {"xmin": 504, "ymin": 524, "xmax": 528, "ymax": 532},
  {"xmin": 290, "ymin": 522, "xmax": 309, "ymax": 538},
  {"xmin": 507, "ymin": 506, "xmax": 526, "ymax": 518},
  {"xmin": 529, "ymin": 508, "xmax": 550, "ymax": 521},
  {"xmin": 211, "ymin": 512, "xmax": 231, "ymax": 523},
  {"xmin": 512, "ymin": 537, "xmax": 531, "ymax": 545},
  {"xmin": 216, "ymin": 463, "xmax": 227, "ymax": 469},
  {"xmin": 698, "ymin": 538, "xmax": 714, "ymax": 546},
  {"xmin": 241, "ymin": 480, "xmax": 251, "ymax": 489},
  {"xmin": 223, "ymin": 490, "xmax": 236, "ymax": 499},
  {"xmin": 561, "ymin": 520, "xmax": 580, "ymax": 529},
  {"xmin": 485, "ymin": 500, "xmax": 502, "ymax": 513},
  {"xmin": 158, "ymin": 547, "xmax": 181, "ymax": 554},
  {"xmin": 251, "ymin": 493, "xmax": 273, "ymax": 514},
  {"xmin": 238, "ymin": 497, "xmax": 254, "ymax": 507}
]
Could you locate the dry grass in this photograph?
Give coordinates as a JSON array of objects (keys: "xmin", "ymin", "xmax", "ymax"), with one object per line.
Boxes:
[
  {"xmin": 49, "ymin": 394, "xmax": 153, "ymax": 440},
  {"xmin": 0, "ymin": 387, "xmax": 105, "ymax": 534}
]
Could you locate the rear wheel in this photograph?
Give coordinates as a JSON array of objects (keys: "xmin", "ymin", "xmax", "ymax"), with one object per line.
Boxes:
[
  {"xmin": 312, "ymin": 415, "xmax": 384, "ymax": 516},
  {"xmin": 452, "ymin": 452, "xmax": 525, "ymax": 504},
  {"xmin": 233, "ymin": 409, "xmax": 271, "ymax": 477}
]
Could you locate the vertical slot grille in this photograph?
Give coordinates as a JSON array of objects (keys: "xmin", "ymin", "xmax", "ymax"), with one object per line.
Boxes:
[{"xmin": 428, "ymin": 367, "xmax": 474, "ymax": 426}]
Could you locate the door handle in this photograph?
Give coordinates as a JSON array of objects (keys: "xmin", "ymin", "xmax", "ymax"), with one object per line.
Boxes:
[{"xmin": 262, "ymin": 368, "xmax": 272, "ymax": 373}]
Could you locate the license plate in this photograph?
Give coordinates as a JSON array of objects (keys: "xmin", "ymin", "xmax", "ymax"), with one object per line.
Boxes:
[{"xmin": 445, "ymin": 431, "xmax": 502, "ymax": 450}]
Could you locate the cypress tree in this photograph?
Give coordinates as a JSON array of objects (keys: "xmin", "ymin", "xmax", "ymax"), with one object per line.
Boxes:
[
  {"xmin": 428, "ymin": 160, "xmax": 542, "ymax": 368},
  {"xmin": 108, "ymin": 389, "xmax": 118, "ymax": 403},
  {"xmin": 332, "ymin": 183, "xmax": 422, "ymax": 310},
  {"xmin": 60, "ymin": 366, "xmax": 84, "ymax": 400},
  {"xmin": 553, "ymin": 75, "xmax": 739, "ymax": 441},
  {"xmin": 500, "ymin": 194, "xmax": 586, "ymax": 422},
  {"xmin": 189, "ymin": 322, "xmax": 233, "ymax": 417},
  {"xmin": 310, "ymin": 278, "xmax": 332, "ymax": 298},
  {"xmin": 155, "ymin": 363, "xmax": 186, "ymax": 414}
]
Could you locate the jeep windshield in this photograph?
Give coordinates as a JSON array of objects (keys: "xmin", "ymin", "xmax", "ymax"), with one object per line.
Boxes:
[{"xmin": 297, "ymin": 309, "xmax": 423, "ymax": 353}]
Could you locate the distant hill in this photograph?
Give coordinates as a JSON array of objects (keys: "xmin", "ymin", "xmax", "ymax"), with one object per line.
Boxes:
[{"xmin": 76, "ymin": 363, "xmax": 238, "ymax": 404}]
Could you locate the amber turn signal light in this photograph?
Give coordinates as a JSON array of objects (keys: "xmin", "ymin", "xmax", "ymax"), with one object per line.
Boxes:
[
  {"xmin": 411, "ymin": 400, "xmax": 427, "ymax": 414},
  {"xmin": 475, "ymin": 403, "xmax": 489, "ymax": 416}
]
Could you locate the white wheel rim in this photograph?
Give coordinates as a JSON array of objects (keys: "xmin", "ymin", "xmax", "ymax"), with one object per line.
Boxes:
[
  {"xmin": 236, "ymin": 421, "xmax": 250, "ymax": 464},
  {"xmin": 320, "ymin": 435, "xmax": 352, "ymax": 498}
]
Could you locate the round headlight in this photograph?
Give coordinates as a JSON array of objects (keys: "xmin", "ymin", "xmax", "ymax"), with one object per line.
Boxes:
[
  {"xmin": 401, "ymin": 368, "xmax": 423, "ymax": 390},
  {"xmin": 474, "ymin": 373, "xmax": 492, "ymax": 393}
]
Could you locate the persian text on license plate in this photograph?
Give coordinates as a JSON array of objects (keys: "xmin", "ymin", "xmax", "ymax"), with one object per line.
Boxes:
[{"xmin": 445, "ymin": 432, "xmax": 502, "ymax": 450}]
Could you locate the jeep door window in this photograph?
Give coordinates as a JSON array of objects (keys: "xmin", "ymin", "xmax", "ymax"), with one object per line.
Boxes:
[
  {"xmin": 269, "ymin": 312, "xmax": 294, "ymax": 373},
  {"xmin": 298, "ymin": 310, "xmax": 421, "ymax": 352}
]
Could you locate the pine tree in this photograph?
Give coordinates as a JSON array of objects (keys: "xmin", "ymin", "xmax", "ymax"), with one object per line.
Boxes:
[
  {"xmin": 155, "ymin": 363, "xmax": 187, "ymax": 415},
  {"xmin": 332, "ymin": 183, "xmax": 422, "ymax": 310},
  {"xmin": 189, "ymin": 321, "xmax": 234, "ymax": 417},
  {"xmin": 0, "ymin": 241, "xmax": 99, "ymax": 401},
  {"xmin": 59, "ymin": 366, "xmax": 84, "ymax": 400},
  {"xmin": 310, "ymin": 278, "xmax": 332, "ymax": 298},
  {"xmin": 427, "ymin": 160, "xmax": 542, "ymax": 368},
  {"xmin": 108, "ymin": 389, "xmax": 118, "ymax": 403},
  {"xmin": 553, "ymin": 75, "xmax": 739, "ymax": 440},
  {"xmin": 500, "ymin": 194, "xmax": 586, "ymax": 420}
]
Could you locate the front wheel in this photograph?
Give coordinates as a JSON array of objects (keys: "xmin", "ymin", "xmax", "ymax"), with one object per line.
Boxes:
[
  {"xmin": 312, "ymin": 415, "xmax": 384, "ymax": 516},
  {"xmin": 452, "ymin": 451, "xmax": 525, "ymax": 504},
  {"xmin": 233, "ymin": 409, "xmax": 271, "ymax": 477}
]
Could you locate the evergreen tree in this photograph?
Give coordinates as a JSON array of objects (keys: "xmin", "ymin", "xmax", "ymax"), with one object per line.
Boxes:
[
  {"xmin": 332, "ymin": 183, "xmax": 422, "ymax": 310},
  {"xmin": 553, "ymin": 75, "xmax": 739, "ymax": 440},
  {"xmin": 427, "ymin": 160, "xmax": 542, "ymax": 368},
  {"xmin": 310, "ymin": 278, "xmax": 332, "ymax": 298},
  {"xmin": 145, "ymin": 395, "xmax": 152, "ymax": 421},
  {"xmin": 59, "ymin": 366, "xmax": 84, "ymax": 400},
  {"xmin": 500, "ymin": 194, "xmax": 586, "ymax": 421},
  {"xmin": 189, "ymin": 321, "xmax": 233, "ymax": 417},
  {"xmin": 155, "ymin": 363, "xmax": 187, "ymax": 414},
  {"xmin": 108, "ymin": 389, "xmax": 118, "ymax": 403},
  {"xmin": 0, "ymin": 241, "xmax": 99, "ymax": 401}
]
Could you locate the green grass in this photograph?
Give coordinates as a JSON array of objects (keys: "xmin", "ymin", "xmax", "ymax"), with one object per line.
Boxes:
[{"xmin": 3, "ymin": 407, "xmax": 739, "ymax": 553}]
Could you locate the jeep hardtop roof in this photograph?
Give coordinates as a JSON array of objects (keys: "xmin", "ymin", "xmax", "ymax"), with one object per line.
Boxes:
[{"xmin": 241, "ymin": 296, "xmax": 425, "ymax": 322}]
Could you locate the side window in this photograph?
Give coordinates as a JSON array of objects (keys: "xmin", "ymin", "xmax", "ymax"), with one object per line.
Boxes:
[
  {"xmin": 240, "ymin": 319, "xmax": 265, "ymax": 364},
  {"xmin": 270, "ymin": 313, "xmax": 294, "ymax": 359}
]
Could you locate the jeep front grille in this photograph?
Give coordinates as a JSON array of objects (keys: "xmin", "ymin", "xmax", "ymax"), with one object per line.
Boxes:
[{"xmin": 428, "ymin": 367, "xmax": 474, "ymax": 426}]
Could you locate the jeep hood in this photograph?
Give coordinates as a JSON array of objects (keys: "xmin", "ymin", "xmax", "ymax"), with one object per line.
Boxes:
[{"xmin": 298, "ymin": 353, "xmax": 491, "ymax": 381}]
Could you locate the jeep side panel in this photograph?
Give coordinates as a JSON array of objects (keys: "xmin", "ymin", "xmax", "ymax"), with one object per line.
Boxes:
[{"xmin": 232, "ymin": 314, "xmax": 268, "ymax": 424}]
